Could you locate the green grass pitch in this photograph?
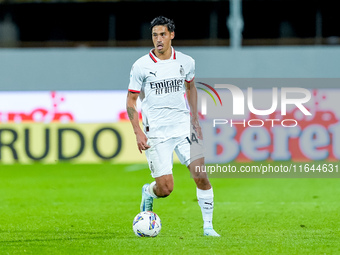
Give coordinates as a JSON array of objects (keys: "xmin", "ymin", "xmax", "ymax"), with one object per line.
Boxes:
[{"xmin": 0, "ymin": 162, "xmax": 339, "ymax": 254}]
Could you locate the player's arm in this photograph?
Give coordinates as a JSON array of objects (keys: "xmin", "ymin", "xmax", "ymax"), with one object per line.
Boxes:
[
  {"xmin": 126, "ymin": 91, "xmax": 150, "ymax": 153},
  {"xmin": 185, "ymin": 79, "xmax": 203, "ymax": 139}
]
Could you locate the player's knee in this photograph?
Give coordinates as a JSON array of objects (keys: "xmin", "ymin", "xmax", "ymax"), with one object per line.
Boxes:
[{"xmin": 191, "ymin": 166, "xmax": 208, "ymax": 179}]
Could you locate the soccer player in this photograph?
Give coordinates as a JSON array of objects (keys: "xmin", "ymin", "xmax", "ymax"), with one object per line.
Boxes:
[{"xmin": 126, "ymin": 16, "xmax": 220, "ymax": 237}]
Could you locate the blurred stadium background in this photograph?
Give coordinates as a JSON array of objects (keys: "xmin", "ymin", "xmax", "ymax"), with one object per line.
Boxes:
[
  {"xmin": 1, "ymin": 1, "xmax": 340, "ymax": 254},
  {"xmin": 0, "ymin": 0, "xmax": 339, "ymax": 163},
  {"xmin": 0, "ymin": 0, "xmax": 340, "ymax": 222}
]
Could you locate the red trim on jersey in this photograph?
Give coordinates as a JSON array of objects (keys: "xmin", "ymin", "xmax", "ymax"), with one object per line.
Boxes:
[
  {"xmin": 185, "ymin": 76, "xmax": 195, "ymax": 83},
  {"xmin": 128, "ymin": 89, "xmax": 140, "ymax": 93},
  {"xmin": 149, "ymin": 47, "xmax": 176, "ymax": 63},
  {"xmin": 149, "ymin": 52, "xmax": 157, "ymax": 63}
]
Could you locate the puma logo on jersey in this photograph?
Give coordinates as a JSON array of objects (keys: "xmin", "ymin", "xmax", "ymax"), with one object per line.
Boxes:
[{"xmin": 149, "ymin": 71, "xmax": 157, "ymax": 77}]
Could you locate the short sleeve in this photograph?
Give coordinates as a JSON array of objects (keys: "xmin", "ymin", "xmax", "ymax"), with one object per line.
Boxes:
[
  {"xmin": 128, "ymin": 63, "xmax": 143, "ymax": 93},
  {"xmin": 185, "ymin": 58, "xmax": 195, "ymax": 83}
]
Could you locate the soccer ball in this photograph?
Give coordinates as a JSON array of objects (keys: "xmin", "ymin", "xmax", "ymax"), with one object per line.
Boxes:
[{"xmin": 132, "ymin": 211, "xmax": 162, "ymax": 237}]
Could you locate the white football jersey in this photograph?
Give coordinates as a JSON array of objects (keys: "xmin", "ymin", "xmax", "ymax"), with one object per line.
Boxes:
[{"xmin": 128, "ymin": 47, "xmax": 195, "ymax": 138}]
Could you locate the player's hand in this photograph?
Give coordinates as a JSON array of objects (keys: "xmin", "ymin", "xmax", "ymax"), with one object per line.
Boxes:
[
  {"xmin": 192, "ymin": 117, "xmax": 203, "ymax": 140},
  {"xmin": 136, "ymin": 131, "xmax": 151, "ymax": 153}
]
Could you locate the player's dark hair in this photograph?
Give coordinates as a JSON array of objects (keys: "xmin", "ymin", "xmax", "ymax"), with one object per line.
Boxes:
[{"xmin": 150, "ymin": 16, "xmax": 175, "ymax": 32}]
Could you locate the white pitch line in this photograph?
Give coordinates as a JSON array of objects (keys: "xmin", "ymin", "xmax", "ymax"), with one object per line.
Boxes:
[{"xmin": 125, "ymin": 164, "xmax": 149, "ymax": 172}]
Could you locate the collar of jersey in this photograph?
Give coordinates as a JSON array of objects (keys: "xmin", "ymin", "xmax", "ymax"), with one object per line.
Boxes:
[{"xmin": 149, "ymin": 47, "xmax": 176, "ymax": 63}]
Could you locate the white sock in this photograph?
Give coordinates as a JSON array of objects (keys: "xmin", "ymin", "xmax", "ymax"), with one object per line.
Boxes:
[
  {"xmin": 147, "ymin": 181, "xmax": 158, "ymax": 198},
  {"xmin": 197, "ymin": 187, "xmax": 214, "ymax": 229}
]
